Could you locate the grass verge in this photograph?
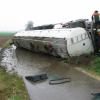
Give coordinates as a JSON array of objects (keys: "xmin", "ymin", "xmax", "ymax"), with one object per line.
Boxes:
[
  {"xmin": 74, "ymin": 55, "xmax": 100, "ymax": 81},
  {"xmin": 0, "ymin": 32, "xmax": 29, "ymax": 100},
  {"xmin": 3, "ymin": 39, "xmax": 13, "ymax": 48},
  {"xmin": 75, "ymin": 55, "xmax": 100, "ymax": 76},
  {"xmin": 86, "ymin": 55, "xmax": 100, "ymax": 75},
  {"xmin": 0, "ymin": 31, "xmax": 15, "ymax": 48},
  {"xmin": 0, "ymin": 68, "xmax": 29, "ymax": 100}
]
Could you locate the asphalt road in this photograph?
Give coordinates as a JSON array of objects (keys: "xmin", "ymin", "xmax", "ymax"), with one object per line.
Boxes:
[{"xmin": 1, "ymin": 47, "xmax": 100, "ymax": 100}]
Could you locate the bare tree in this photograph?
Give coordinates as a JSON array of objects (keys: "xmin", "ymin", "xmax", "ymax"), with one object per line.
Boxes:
[{"xmin": 25, "ymin": 21, "xmax": 33, "ymax": 31}]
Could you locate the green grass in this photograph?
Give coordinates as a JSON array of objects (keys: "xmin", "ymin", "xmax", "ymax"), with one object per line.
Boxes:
[
  {"xmin": 0, "ymin": 31, "xmax": 29, "ymax": 100},
  {"xmin": 86, "ymin": 56, "xmax": 100, "ymax": 75},
  {"xmin": 0, "ymin": 32, "xmax": 16, "ymax": 36},
  {"xmin": 0, "ymin": 68, "xmax": 29, "ymax": 100},
  {"xmin": 3, "ymin": 39, "xmax": 13, "ymax": 48},
  {"xmin": 0, "ymin": 32, "xmax": 15, "ymax": 48}
]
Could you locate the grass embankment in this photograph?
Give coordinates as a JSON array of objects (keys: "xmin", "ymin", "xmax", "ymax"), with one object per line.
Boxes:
[
  {"xmin": 86, "ymin": 56, "xmax": 100, "ymax": 75},
  {"xmin": 0, "ymin": 32, "xmax": 29, "ymax": 100},
  {"xmin": 0, "ymin": 68, "xmax": 29, "ymax": 100},
  {"xmin": 0, "ymin": 32, "xmax": 16, "ymax": 47}
]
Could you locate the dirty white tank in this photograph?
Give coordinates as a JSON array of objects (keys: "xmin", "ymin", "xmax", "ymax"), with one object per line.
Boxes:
[{"xmin": 13, "ymin": 27, "xmax": 94, "ymax": 58}]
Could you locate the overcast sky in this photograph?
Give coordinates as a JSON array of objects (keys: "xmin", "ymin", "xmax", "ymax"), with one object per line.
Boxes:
[{"xmin": 0, "ymin": 0, "xmax": 100, "ymax": 31}]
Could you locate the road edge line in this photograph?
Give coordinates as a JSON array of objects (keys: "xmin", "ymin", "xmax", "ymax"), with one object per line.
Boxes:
[{"xmin": 75, "ymin": 67, "xmax": 100, "ymax": 81}]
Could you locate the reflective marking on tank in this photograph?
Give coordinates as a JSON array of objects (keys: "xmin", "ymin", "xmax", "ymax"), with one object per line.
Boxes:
[
  {"xmin": 73, "ymin": 36, "xmax": 78, "ymax": 43},
  {"xmin": 82, "ymin": 34, "xmax": 85, "ymax": 39},
  {"xmin": 71, "ymin": 38, "xmax": 74, "ymax": 44},
  {"xmin": 78, "ymin": 35, "xmax": 82, "ymax": 41},
  {"xmin": 85, "ymin": 33, "xmax": 88, "ymax": 38},
  {"xmin": 69, "ymin": 33, "xmax": 89, "ymax": 45},
  {"xmin": 81, "ymin": 34, "xmax": 83, "ymax": 40}
]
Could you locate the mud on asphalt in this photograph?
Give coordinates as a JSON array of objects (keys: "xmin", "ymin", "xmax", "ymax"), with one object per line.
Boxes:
[{"xmin": 0, "ymin": 46, "xmax": 100, "ymax": 100}]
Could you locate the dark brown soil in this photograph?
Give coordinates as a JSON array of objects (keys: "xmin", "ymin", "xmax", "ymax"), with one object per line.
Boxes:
[
  {"xmin": 0, "ymin": 36, "xmax": 10, "ymax": 47},
  {"xmin": 67, "ymin": 54, "xmax": 93, "ymax": 65}
]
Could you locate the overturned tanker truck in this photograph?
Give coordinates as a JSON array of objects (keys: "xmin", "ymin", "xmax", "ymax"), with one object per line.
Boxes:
[{"xmin": 12, "ymin": 19, "xmax": 94, "ymax": 58}]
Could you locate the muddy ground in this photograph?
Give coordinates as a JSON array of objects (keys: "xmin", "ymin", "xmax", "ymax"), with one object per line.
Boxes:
[
  {"xmin": 0, "ymin": 46, "xmax": 100, "ymax": 100},
  {"xmin": 0, "ymin": 36, "xmax": 11, "ymax": 47}
]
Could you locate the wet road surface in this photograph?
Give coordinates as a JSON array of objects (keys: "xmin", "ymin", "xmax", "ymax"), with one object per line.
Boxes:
[{"xmin": 0, "ymin": 46, "xmax": 100, "ymax": 100}]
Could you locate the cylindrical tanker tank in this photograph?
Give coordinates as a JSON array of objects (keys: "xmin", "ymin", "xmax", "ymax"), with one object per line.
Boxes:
[{"xmin": 13, "ymin": 27, "xmax": 94, "ymax": 58}]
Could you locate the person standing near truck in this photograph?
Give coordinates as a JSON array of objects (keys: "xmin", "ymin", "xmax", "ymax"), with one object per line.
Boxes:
[
  {"xmin": 92, "ymin": 10, "xmax": 100, "ymax": 53},
  {"xmin": 92, "ymin": 10, "xmax": 100, "ymax": 28}
]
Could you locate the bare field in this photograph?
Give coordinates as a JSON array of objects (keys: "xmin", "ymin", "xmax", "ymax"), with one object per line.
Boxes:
[
  {"xmin": 0, "ymin": 32, "xmax": 15, "ymax": 47},
  {"xmin": 0, "ymin": 36, "xmax": 11, "ymax": 47}
]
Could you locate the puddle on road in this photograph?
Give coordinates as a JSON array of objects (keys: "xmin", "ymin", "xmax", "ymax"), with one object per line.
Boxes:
[{"xmin": 0, "ymin": 46, "xmax": 100, "ymax": 100}]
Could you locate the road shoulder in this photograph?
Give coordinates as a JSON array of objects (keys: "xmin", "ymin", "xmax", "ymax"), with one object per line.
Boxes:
[{"xmin": 75, "ymin": 67, "xmax": 100, "ymax": 81}]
